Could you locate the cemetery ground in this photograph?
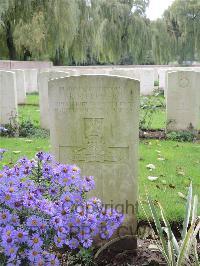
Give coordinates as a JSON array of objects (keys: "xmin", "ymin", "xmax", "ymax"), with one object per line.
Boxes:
[
  {"xmin": 1, "ymin": 93, "xmax": 200, "ymax": 222},
  {"xmin": 0, "ymin": 93, "xmax": 200, "ymax": 265}
]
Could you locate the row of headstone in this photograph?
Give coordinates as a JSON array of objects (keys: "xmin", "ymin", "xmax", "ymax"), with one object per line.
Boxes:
[
  {"xmin": 53, "ymin": 66, "xmax": 155, "ymax": 96},
  {"xmin": 0, "ymin": 68, "xmax": 38, "ymax": 125},
  {"xmin": 1, "ymin": 64, "xmax": 200, "ymax": 133}
]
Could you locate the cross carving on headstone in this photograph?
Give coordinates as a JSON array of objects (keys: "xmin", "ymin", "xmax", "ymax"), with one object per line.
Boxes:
[{"xmin": 59, "ymin": 118, "xmax": 129, "ymax": 163}]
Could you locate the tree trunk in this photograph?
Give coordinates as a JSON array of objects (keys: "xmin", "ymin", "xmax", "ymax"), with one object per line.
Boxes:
[{"xmin": 6, "ymin": 21, "xmax": 17, "ymax": 60}]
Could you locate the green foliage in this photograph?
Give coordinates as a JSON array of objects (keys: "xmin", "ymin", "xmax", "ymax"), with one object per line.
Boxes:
[
  {"xmin": 0, "ymin": 113, "xmax": 19, "ymax": 137},
  {"xmin": 147, "ymin": 183, "xmax": 200, "ymax": 266},
  {"xmin": 1, "ymin": 117, "xmax": 49, "ymax": 138},
  {"xmin": 67, "ymin": 248, "xmax": 95, "ymax": 266},
  {"xmin": 140, "ymin": 92, "xmax": 165, "ymax": 130},
  {"xmin": 154, "ymin": 80, "xmax": 159, "ymax": 86},
  {"xmin": 167, "ymin": 131, "xmax": 196, "ymax": 142},
  {"xmin": 18, "ymin": 119, "xmax": 37, "ymax": 137}
]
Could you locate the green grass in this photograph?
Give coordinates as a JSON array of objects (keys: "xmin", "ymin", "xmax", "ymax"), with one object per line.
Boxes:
[
  {"xmin": 18, "ymin": 105, "xmax": 40, "ymax": 127},
  {"xmin": 0, "ymin": 137, "xmax": 50, "ymax": 168},
  {"xmin": 139, "ymin": 139, "xmax": 200, "ymax": 221},
  {"xmin": 140, "ymin": 109, "xmax": 166, "ymax": 130},
  {"xmin": 1, "ymin": 94, "xmax": 200, "ymax": 222},
  {"xmin": 25, "ymin": 93, "xmax": 39, "ymax": 105}
]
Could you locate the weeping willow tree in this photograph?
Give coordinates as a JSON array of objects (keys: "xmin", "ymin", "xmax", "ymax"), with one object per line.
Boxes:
[
  {"xmin": 166, "ymin": 0, "xmax": 200, "ymax": 63},
  {"xmin": 0, "ymin": 0, "xmax": 153, "ymax": 64},
  {"xmin": 0, "ymin": 0, "xmax": 48, "ymax": 60},
  {"xmin": 151, "ymin": 19, "xmax": 174, "ymax": 64},
  {"xmin": 151, "ymin": 0, "xmax": 200, "ymax": 64},
  {"xmin": 14, "ymin": 11, "xmax": 46, "ymax": 60},
  {"xmin": 46, "ymin": 0, "xmax": 80, "ymax": 65},
  {"xmin": 68, "ymin": 0, "xmax": 98, "ymax": 65},
  {"xmin": 127, "ymin": 14, "xmax": 151, "ymax": 64}
]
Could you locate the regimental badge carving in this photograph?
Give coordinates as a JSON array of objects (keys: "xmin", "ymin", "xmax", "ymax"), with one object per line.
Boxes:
[
  {"xmin": 178, "ymin": 73, "xmax": 190, "ymax": 88},
  {"xmin": 59, "ymin": 118, "xmax": 129, "ymax": 163}
]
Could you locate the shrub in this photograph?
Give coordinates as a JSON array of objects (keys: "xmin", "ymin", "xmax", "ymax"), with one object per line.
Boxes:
[
  {"xmin": 18, "ymin": 120, "xmax": 36, "ymax": 137},
  {"xmin": 0, "ymin": 151, "xmax": 123, "ymax": 265},
  {"xmin": 167, "ymin": 131, "xmax": 196, "ymax": 142},
  {"xmin": 1, "ymin": 118, "xmax": 49, "ymax": 138}
]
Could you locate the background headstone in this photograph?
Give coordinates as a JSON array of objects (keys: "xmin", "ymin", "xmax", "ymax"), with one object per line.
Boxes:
[
  {"xmin": 38, "ymin": 70, "xmax": 69, "ymax": 129},
  {"xmin": 166, "ymin": 71, "xmax": 200, "ymax": 132},
  {"xmin": 0, "ymin": 71, "xmax": 17, "ymax": 125},
  {"xmin": 12, "ymin": 69, "xmax": 26, "ymax": 104},
  {"xmin": 48, "ymin": 75, "xmax": 140, "ymax": 237},
  {"xmin": 24, "ymin": 69, "xmax": 38, "ymax": 93}
]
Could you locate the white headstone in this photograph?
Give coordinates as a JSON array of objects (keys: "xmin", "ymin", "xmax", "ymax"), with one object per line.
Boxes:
[
  {"xmin": 24, "ymin": 69, "xmax": 38, "ymax": 93},
  {"xmin": 38, "ymin": 71, "xmax": 69, "ymax": 129},
  {"xmin": 109, "ymin": 68, "xmax": 154, "ymax": 95},
  {"xmin": 139, "ymin": 68, "xmax": 155, "ymax": 95},
  {"xmin": 12, "ymin": 69, "xmax": 26, "ymax": 104},
  {"xmin": 48, "ymin": 75, "xmax": 140, "ymax": 236},
  {"xmin": 166, "ymin": 71, "xmax": 200, "ymax": 132},
  {"xmin": 0, "ymin": 71, "xmax": 17, "ymax": 125}
]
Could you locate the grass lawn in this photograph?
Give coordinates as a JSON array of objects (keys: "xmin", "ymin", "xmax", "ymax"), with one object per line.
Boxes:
[
  {"xmin": 1, "ymin": 94, "xmax": 200, "ymax": 222},
  {"xmin": 25, "ymin": 93, "xmax": 39, "ymax": 105}
]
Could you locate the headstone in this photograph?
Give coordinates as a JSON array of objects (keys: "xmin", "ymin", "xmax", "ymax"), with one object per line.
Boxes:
[
  {"xmin": 48, "ymin": 75, "xmax": 140, "ymax": 240},
  {"xmin": 38, "ymin": 71, "xmax": 69, "ymax": 129},
  {"xmin": 166, "ymin": 71, "xmax": 200, "ymax": 132},
  {"xmin": 139, "ymin": 68, "xmax": 155, "ymax": 95},
  {"xmin": 12, "ymin": 69, "xmax": 26, "ymax": 104},
  {"xmin": 109, "ymin": 68, "xmax": 154, "ymax": 95},
  {"xmin": 24, "ymin": 69, "xmax": 38, "ymax": 93},
  {"xmin": 0, "ymin": 71, "xmax": 17, "ymax": 125}
]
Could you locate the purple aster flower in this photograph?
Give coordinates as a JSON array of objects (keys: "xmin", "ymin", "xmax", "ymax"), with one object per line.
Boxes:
[
  {"xmin": 81, "ymin": 238, "xmax": 93, "ymax": 248},
  {"xmin": 4, "ymin": 245, "xmax": 18, "ymax": 261},
  {"xmin": 54, "ymin": 235, "xmax": 65, "ymax": 248},
  {"xmin": 68, "ymin": 237, "xmax": 79, "ymax": 249},
  {"xmin": 28, "ymin": 233, "xmax": 43, "ymax": 249},
  {"xmin": 45, "ymin": 253, "xmax": 60, "ymax": 266},
  {"xmin": 27, "ymin": 249, "xmax": 43, "ymax": 263},
  {"xmin": 14, "ymin": 229, "xmax": 28, "ymax": 243},
  {"xmin": 26, "ymin": 215, "xmax": 42, "ymax": 229},
  {"xmin": 0, "ymin": 209, "xmax": 11, "ymax": 224}
]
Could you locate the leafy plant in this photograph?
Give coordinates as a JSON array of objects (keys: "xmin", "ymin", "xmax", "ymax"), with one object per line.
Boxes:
[
  {"xmin": 167, "ymin": 131, "xmax": 196, "ymax": 142},
  {"xmin": 18, "ymin": 119, "xmax": 36, "ymax": 137},
  {"xmin": 0, "ymin": 113, "xmax": 19, "ymax": 137},
  {"xmin": 147, "ymin": 183, "xmax": 200, "ymax": 266},
  {"xmin": 140, "ymin": 92, "xmax": 165, "ymax": 130},
  {"xmin": 67, "ymin": 247, "xmax": 95, "ymax": 266}
]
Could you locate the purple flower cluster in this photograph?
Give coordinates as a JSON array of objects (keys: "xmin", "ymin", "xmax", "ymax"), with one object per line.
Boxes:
[{"xmin": 0, "ymin": 151, "xmax": 124, "ymax": 265}]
